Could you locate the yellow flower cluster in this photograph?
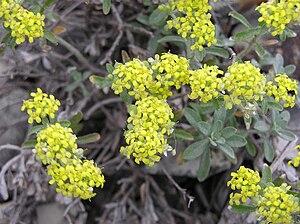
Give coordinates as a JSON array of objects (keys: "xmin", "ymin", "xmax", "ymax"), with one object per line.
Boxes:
[
  {"xmin": 109, "ymin": 53, "xmax": 190, "ymax": 100},
  {"xmin": 227, "ymin": 166, "xmax": 261, "ymax": 206},
  {"xmin": 256, "ymin": 0, "xmax": 300, "ymax": 36},
  {"xmin": 0, "ymin": 0, "xmax": 45, "ymax": 44},
  {"xmin": 162, "ymin": 0, "xmax": 217, "ymax": 51},
  {"xmin": 120, "ymin": 96, "xmax": 174, "ymax": 166},
  {"xmin": 21, "ymin": 89, "xmax": 105, "ymax": 199},
  {"xmin": 149, "ymin": 53, "xmax": 190, "ymax": 99},
  {"xmin": 21, "ymin": 88, "xmax": 60, "ymax": 124},
  {"xmin": 222, "ymin": 61, "xmax": 266, "ymax": 109},
  {"xmin": 288, "ymin": 144, "xmax": 300, "ymax": 167},
  {"xmin": 257, "ymin": 183, "xmax": 299, "ymax": 223},
  {"xmin": 265, "ymin": 73, "xmax": 298, "ymax": 108},
  {"xmin": 109, "ymin": 59, "xmax": 153, "ymax": 99},
  {"xmin": 48, "ymin": 159, "xmax": 105, "ymax": 200},
  {"xmin": 35, "ymin": 123, "xmax": 78, "ymax": 165},
  {"xmin": 189, "ymin": 65, "xmax": 223, "ymax": 103}
]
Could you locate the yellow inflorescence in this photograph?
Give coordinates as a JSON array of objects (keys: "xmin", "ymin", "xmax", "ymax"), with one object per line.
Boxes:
[
  {"xmin": 288, "ymin": 144, "xmax": 300, "ymax": 167},
  {"xmin": 222, "ymin": 61, "xmax": 266, "ymax": 109},
  {"xmin": 265, "ymin": 73, "xmax": 298, "ymax": 108},
  {"xmin": 256, "ymin": 0, "xmax": 300, "ymax": 36},
  {"xmin": 47, "ymin": 159, "xmax": 105, "ymax": 200},
  {"xmin": 109, "ymin": 59, "xmax": 154, "ymax": 100},
  {"xmin": 0, "ymin": 0, "xmax": 45, "ymax": 44},
  {"xmin": 162, "ymin": 0, "xmax": 217, "ymax": 51},
  {"xmin": 21, "ymin": 88, "xmax": 60, "ymax": 124},
  {"xmin": 149, "ymin": 53, "xmax": 190, "ymax": 99},
  {"xmin": 257, "ymin": 183, "xmax": 299, "ymax": 224},
  {"xmin": 121, "ymin": 96, "xmax": 174, "ymax": 166},
  {"xmin": 189, "ymin": 65, "xmax": 224, "ymax": 103},
  {"xmin": 227, "ymin": 166, "xmax": 261, "ymax": 205},
  {"xmin": 35, "ymin": 123, "xmax": 78, "ymax": 165}
]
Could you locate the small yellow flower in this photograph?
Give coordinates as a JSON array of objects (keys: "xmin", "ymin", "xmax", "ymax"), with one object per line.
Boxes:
[
  {"xmin": 256, "ymin": 0, "xmax": 300, "ymax": 36},
  {"xmin": 222, "ymin": 61, "xmax": 266, "ymax": 109},
  {"xmin": 227, "ymin": 166, "xmax": 261, "ymax": 205},
  {"xmin": 0, "ymin": 0, "xmax": 45, "ymax": 44},
  {"xmin": 121, "ymin": 96, "xmax": 174, "ymax": 166},
  {"xmin": 21, "ymin": 88, "xmax": 60, "ymax": 124},
  {"xmin": 265, "ymin": 73, "xmax": 298, "ymax": 108},
  {"xmin": 257, "ymin": 183, "xmax": 299, "ymax": 224},
  {"xmin": 162, "ymin": 0, "xmax": 217, "ymax": 51},
  {"xmin": 149, "ymin": 52, "xmax": 190, "ymax": 99},
  {"xmin": 288, "ymin": 144, "xmax": 300, "ymax": 167},
  {"xmin": 35, "ymin": 123, "xmax": 78, "ymax": 165},
  {"xmin": 189, "ymin": 64, "xmax": 224, "ymax": 103},
  {"xmin": 47, "ymin": 159, "xmax": 105, "ymax": 200}
]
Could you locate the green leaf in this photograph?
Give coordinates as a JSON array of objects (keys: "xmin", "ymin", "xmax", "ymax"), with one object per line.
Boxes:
[
  {"xmin": 230, "ymin": 204, "xmax": 256, "ymax": 214},
  {"xmin": 264, "ymin": 139, "xmax": 275, "ymax": 162},
  {"xmin": 41, "ymin": 0, "xmax": 57, "ymax": 12},
  {"xmin": 147, "ymin": 33, "xmax": 162, "ymax": 54},
  {"xmin": 246, "ymin": 141, "xmax": 256, "ymax": 157},
  {"xmin": 103, "ymin": 0, "xmax": 111, "ymax": 15},
  {"xmin": 28, "ymin": 125, "xmax": 45, "ymax": 136},
  {"xmin": 267, "ymin": 101, "xmax": 283, "ymax": 111},
  {"xmin": 205, "ymin": 46, "xmax": 229, "ymax": 58},
  {"xmin": 213, "ymin": 107, "xmax": 226, "ymax": 123},
  {"xmin": 184, "ymin": 108, "xmax": 201, "ymax": 127},
  {"xmin": 261, "ymin": 98, "xmax": 268, "ymax": 115},
  {"xmin": 273, "ymin": 54, "xmax": 284, "ymax": 74},
  {"xmin": 229, "ymin": 11, "xmax": 252, "ymax": 29},
  {"xmin": 189, "ymin": 102, "xmax": 215, "ymax": 114},
  {"xmin": 218, "ymin": 143, "xmax": 235, "ymax": 160},
  {"xmin": 233, "ymin": 27, "xmax": 265, "ymax": 41},
  {"xmin": 174, "ymin": 129, "xmax": 194, "ymax": 141},
  {"xmin": 194, "ymin": 49, "xmax": 206, "ymax": 61},
  {"xmin": 22, "ymin": 140, "xmax": 37, "ymax": 148},
  {"xmin": 212, "ymin": 120, "xmax": 224, "ymax": 133},
  {"xmin": 221, "ymin": 127, "xmax": 237, "ymax": 139},
  {"xmin": 254, "ymin": 120, "xmax": 269, "ymax": 132},
  {"xmin": 44, "ymin": 29, "xmax": 58, "ymax": 44},
  {"xmin": 261, "ymin": 165, "xmax": 272, "ymax": 183},
  {"xmin": 30, "ymin": 6, "xmax": 41, "ymax": 14},
  {"xmin": 59, "ymin": 120, "xmax": 71, "ymax": 127},
  {"xmin": 226, "ymin": 135, "xmax": 247, "ymax": 148},
  {"xmin": 183, "ymin": 139, "xmax": 210, "ymax": 160},
  {"xmin": 106, "ymin": 63, "xmax": 114, "ymax": 74},
  {"xmin": 284, "ymin": 64, "xmax": 296, "ymax": 75},
  {"xmin": 197, "ymin": 148, "xmax": 211, "ymax": 182},
  {"xmin": 158, "ymin": 35, "xmax": 185, "ymax": 43},
  {"xmin": 149, "ymin": 8, "xmax": 168, "ymax": 27},
  {"xmin": 196, "ymin": 121, "xmax": 211, "ymax": 136},
  {"xmin": 90, "ymin": 75, "xmax": 112, "ymax": 89},
  {"xmin": 70, "ymin": 111, "xmax": 83, "ymax": 125},
  {"xmin": 283, "ymin": 27, "xmax": 297, "ymax": 38},
  {"xmin": 276, "ymin": 129, "xmax": 296, "ymax": 141},
  {"xmin": 77, "ymin": 133, "xmax": 101, "ymax": 144}
]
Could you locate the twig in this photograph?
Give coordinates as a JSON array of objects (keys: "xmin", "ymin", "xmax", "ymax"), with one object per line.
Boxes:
[
  {"xmin": 55, "ymin": 35, "xmax": 105, "ymax": 75},
  {"xmin": 63, "ymin": 198, "xmax": 81, "ymax": 217},
  {"xmin": 100, "ymin": 4, "xmax": 124, "ymax": 65},
  {"xmin": 224, "ymin": 46, "xmax": 237, "ymax": 62},
  {"xmin": 161, "ymin": 166, "xmax": 195, "ymax": 208},
  {"xmin": 270, "ymin": 139, "xmax": 296, "ymax": 172},
  {"xmin": 0, "ymin": 144, "xmax": 23, "ymax": 152}
]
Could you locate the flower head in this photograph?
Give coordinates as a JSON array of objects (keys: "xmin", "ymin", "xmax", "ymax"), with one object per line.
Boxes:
[
  {"xmin": 21, "ymin": 88, "xmax": 60, "ymax": 124},
  {"xmin": 162, "ymin": 0, "xmax": 217, "ymax": 51},
  {"xmin": 0, "ymin": 0, "xmax": 45, "ymax": 44},
  {"xmin": 265, "ymin": 73, "xmax": 298, "ymax": 108},
  {"xmin": 227, "ymin": 166, "xmax": 261, "ymax": 205},
  {"xmin": 223, "ymin": 61, "xmax": 266, "ymax": 109},
  {"xmin": 121, "ymin": 96, "xmax": 174, "ymax": 166},
  {"xmin": 35, "ymin": 123, "xmax": 78, "ymax": 165},
  {"xmin": 256, "ymin": 0, "xmax": 300, "ymax": 36},
  {"xmin": 47, "ymin": 159, "xmax": 105, "ymax": 200},
  {"xmin": 149, "ymin": 52, "xmax": 190, "ymax": 99},
  {"xmin": 257, "ymin": 183, "xmax": 299, "ymax": 223},
  {"xmin": 189, "ymin": 65, "xmax": 224, "ymax": 103}
]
